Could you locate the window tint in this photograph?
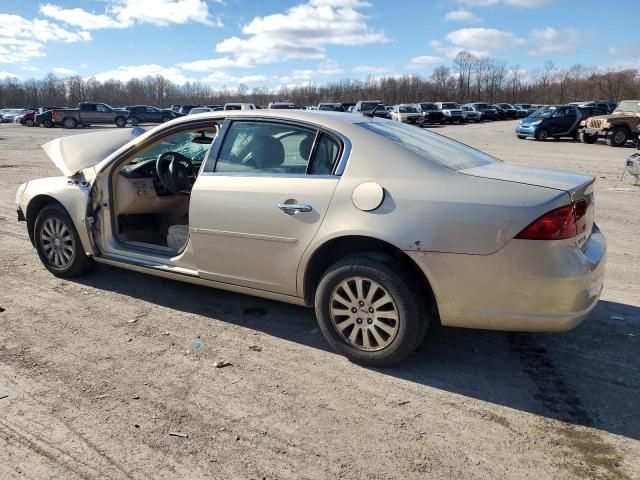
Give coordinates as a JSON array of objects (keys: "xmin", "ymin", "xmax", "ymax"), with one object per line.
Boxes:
[
  {"xmin": 310, "ymin": 134, "xmax": 340, "ymax": 175},
  {"xmin": 96, "ymin": 104, "xmax": 109, "ymax": 113},
  {"xmin": 81, "ymin": 104, "xmax": 96, "ymax": 112},
  {"xmin": 146, "ymin": 107, "xmax": 157, "ymax": 113},
  {"xmin": 215, "ymin": 121, "xmax": 316, "ymax": 175},
  {"xmin": 358, "ymin": 121, "xmax": 496, "ymax": 171}
]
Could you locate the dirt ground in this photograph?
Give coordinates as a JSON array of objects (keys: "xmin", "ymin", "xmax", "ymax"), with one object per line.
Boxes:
[{"xmin": 0, "ymin": 120, "xmax": 638, "ymax": 480}]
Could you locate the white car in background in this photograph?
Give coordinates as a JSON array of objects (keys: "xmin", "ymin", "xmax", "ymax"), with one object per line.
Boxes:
[
  {"xmin": 461, "ymin": 106, "xmax": 482, "ymax": 122},
  {"xmin": 223, "ymin": 103, "xmax": 257, "ymax": 111},
  {"xmin": 390, "ymin": 104, "xmax": 422, "ymax": 124},
  {"xmin": 435, "ymin": 102, "xmax": 465, "ymax": 124}
]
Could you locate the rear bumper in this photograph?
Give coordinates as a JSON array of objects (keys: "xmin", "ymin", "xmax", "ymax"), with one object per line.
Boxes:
[{"xmin": 406, "ymin": 227, "xmax": 606, "ymax": 332}]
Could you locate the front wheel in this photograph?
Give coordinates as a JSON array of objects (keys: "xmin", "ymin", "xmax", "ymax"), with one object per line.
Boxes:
[
  {"xmin": 535, "ymin": 128, "xmax": 548, "ymax": 141},
  {"xmin": 25, "ymin": 119, "xmax": 34, "ymax": 127},
  {"xmin": 607, "ymin": 127, "xmax": 628, "ymax": 147},
  {"xmin": 314, "ymin": 256, "xmax": 428, "ymax": 367},
  {"xmin": 517, "ymin": 135, "xmax": 526, "ymax": 139},
  {"xmin": 34, "ymin": 204, "xmax": 94, "ymax": 278},
  {"xmin": 130, "ymin": 117, "xmax": 140, "ymax": 126},
  {"xmin": 161, "ymin": 116, "xmax": 171, "ymax": 123},
  {"xmin": 580, "ymin": 132, "xmax": 597, "ymax": 144},
  {"xmin": 43, "ymin": 119, "xmax": 53, "ymax": 128}
]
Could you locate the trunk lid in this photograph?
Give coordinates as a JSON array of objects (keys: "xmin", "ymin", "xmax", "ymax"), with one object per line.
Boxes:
[
  {"xmin": 42, "ymin": 127, "xmax": 146, "ymax": 177},
  {"xmin": 462, "ymin": 163, "xmax": 595, "ymax": 247}
]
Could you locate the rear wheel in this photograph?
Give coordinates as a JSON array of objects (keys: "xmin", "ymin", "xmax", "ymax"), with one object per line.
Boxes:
[
  {"xmin": 161, "ymin": 116, "xmax": 171, "ymax": 123},
  {"xmin": 43, "ymin": 119, "xmax": 53, "ymax": 128},
  {"xmin": 63, "ymin": 118, "xmax": 77, "ymax": 129},
  {"xmin": 130, "ymin": 116, "xmax": 140, "ymax": 126},
  {"xmin": 314, "ymin": 256, "xmax": 428, "ymax": 367},
  {"xmin": 115, "ymin": 116, "xmax": 127, "ymax": 128},
  {"xmin": 580, "ymin": 132, "xmax": 597, "ymax": 144},
  {"xmin": 25, "ymin": 119, "xmax": 34, "ymax": 127},
  {"xmin": 34, "ymin": 204, "xmax": 94, "ymax": 278},
  {"xmin": 535, "ymin": 128, "xmax": 548, "ymax": 141},
  {"xmin": 607, "ymin": 127, "xmax": 628, "ymax": 147}
]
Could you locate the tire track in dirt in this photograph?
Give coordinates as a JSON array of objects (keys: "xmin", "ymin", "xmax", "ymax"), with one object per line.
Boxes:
[{"xmin": 508, "ymin": 333, "xmax": 630, "ymax": 480}]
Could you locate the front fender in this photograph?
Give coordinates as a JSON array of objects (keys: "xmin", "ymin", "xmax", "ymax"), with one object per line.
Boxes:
[{"xmin": 19, "ymin": 176, "xmax": 94, "ymax": 255}]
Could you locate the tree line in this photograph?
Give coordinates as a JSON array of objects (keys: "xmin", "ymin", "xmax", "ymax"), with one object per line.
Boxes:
[{"xmin": 1, "ymin": 52, "xmax": 639, "ymax": 108}]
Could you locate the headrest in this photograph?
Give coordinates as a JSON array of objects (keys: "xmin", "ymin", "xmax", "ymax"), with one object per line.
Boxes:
[{"xmin": 251, "ymin": 136, "xmax": 285, "ymax": 169}]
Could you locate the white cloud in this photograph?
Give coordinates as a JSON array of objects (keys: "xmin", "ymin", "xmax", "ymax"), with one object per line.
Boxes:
[
  {"xmin": 459, "ymin": 0, "xmax": 553, "ymax": 6},
  {"xmin": 179, "ymin": 57, "xmax": 240, "ymax": 72},
  {"xmin": 352, "ymin": 65, "xmax": 390, "ymax": 74},
  {"xmin": 40, "ymin": 0, "xmax": 221, "ymax": 30},
  {"xmin": 91, "ymin": 64, "xmax": 195, "ymax": 84},
  {"xmin": 53, "ymin": 67, "xmax": 77, "ymax": 76},
  {"xmin": 529, "ymin": 27, "xmax": 580, "ymax": 56},
  {"xmin": 608, "ymin": 43, "xmax": 640, "ymax": 58},
  {"xmin": 0, "ymin": 13, "xmax": 90, "ymax": 63},
  {"xmin": 279, "ymin": 59, "xmax": 344, "ymax": 82},
  {"xmin": 444, "ymin": 9, "xmax": 480, "ymax": 23},
  {"xmin": 214, "ymin": 0, "xmax": 387, "ymax": 67},
  {"xmin": 202, "ymin": 72, "xmax": 268, "ymax": 84},
  {"xmin": 407, "ymin": 55, "xmax": 443, "ymax": 69},
  {"xmin": 432, "ymin": 28, "xmax": 526, "ymax": 58},
  {"xmin": 0, "ymin": 71, "xmax": 18, "ymax": 80}
]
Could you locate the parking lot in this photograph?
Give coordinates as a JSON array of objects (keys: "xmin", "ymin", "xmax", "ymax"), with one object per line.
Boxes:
[{"xmin": 0, "ymin": 120, "xmax": 638, "ymax": 479}]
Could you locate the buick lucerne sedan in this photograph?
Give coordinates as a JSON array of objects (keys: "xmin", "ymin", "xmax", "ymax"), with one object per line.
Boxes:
[{"xmin": 16, "ymin": 110, "xmax": 606, "ymax": 366}]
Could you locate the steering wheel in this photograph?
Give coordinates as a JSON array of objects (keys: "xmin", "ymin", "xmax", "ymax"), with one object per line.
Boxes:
[{"xmin": 155, "ymin": 152, "xmax": 195, "ymax": 196}]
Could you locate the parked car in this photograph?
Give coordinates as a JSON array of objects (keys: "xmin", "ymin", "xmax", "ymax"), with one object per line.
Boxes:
[
  {"xmin": 1, "ymin": 108, "xmax": 28, "ymax": 123},
  {"xmin": 224, "ymin": 103, "xmax": 257, "ymax": 111},
  {"xmin": 51, "ymin": 103, "xmax": 129, "ymax": 129},
  {"xmin": 318, "ymin": 103, "xmax": 345, "ymax": 112},
  {"xmin": 569, "ymin": 100, "xmax": 617, "ymax": 114},
  {"xmin": 18, "ymin": 110, "xmax": 38, "ymax": 127},
  {"xmin": 434, "ymin": 102, "xmax": 465, "ymax": 123},
  {"xmin": 578, "ymin": 100, "xmax": 640, "ymax": 147},
  {"xmin": 15, "ymin": 110, "xmax": 606, "ymax": 366},
  {"xmin": 513, "ymin": 105, "xmax": 530, "ymax": 118},
  {"xmin": 35, "ymin": 107, "xmax": 68, "ymax": 128},
  {"xmin": 13, "ymin": 110, "xmax": 36, "ymax": 125},
  {"xmin": 188, "ymin": 107, "xmax": 215, "ymax": 115},
  {"xmin": 390, "ymin": 104, "xmax": 422, "ymax": 124},
  {"xmin": 493, "ymin": 103, "xmax": 519, "ymax": 119},
  {"xmin": 516, "ymin": 104, "xmax": 592, "ymax": 141},
  {"xmin": 514, "ymin": 104, "xmax": 538, "ymax": 116},
  {"xmin": 352, "ymin": 100, "xmax": 390, "ymax": 118},
  {"xmin": 206, "ymin": 105, "xmax": 224, "ymax": 111},
  {"xmin": 125, "ymin": 105, "xmax": 178, "ymax": 126},
  {"xmin": 464, "ymin": 103, "xmax": 498, "ymax": 121},
  {"xmin": 177, "ymin": 105, "xmax": 202, "ymax": 115},
  {"xmin": 461, "ymin": 105, "xmax": 482, "ymax": 122},
  {"xmin": 268, "ymin": 101, "xmax": 297, "ymax": 109},
  {"xmin": 417, "ymin": 102, "xmax": 445, "ymax": 124}
]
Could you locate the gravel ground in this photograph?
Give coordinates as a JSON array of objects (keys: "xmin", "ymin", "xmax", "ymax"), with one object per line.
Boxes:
[{"xmin": 0, "ymin": 120, "xmax": 638, "ymax": 480}]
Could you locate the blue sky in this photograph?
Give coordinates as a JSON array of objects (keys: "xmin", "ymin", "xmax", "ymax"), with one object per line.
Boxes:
[{"xmin": 0, "ymin": 0, "xmax": 639, "ymax": 88}]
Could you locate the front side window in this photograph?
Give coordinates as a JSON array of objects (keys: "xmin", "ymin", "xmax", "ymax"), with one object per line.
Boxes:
[
  {"xmin": 215, "ymin": 121, "xmax": 316, "ymax": 175},
  {"xmin": 97, "ymin": 104, "xmax": 110, "ymax": 113}
]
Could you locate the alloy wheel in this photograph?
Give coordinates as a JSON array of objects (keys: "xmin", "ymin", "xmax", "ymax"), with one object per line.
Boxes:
[
  {"xmin": 40, "ymin": 217, "xmax": 75, "ymax": 269},
  {"xmin": 329, "ymin": 276, "xmax": 400, "ymax": 351}
]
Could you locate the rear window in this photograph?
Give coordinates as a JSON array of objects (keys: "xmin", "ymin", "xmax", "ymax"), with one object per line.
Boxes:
[{"xmin": 358, "ymin": 122, "xmax": 497, "ymax": 171}]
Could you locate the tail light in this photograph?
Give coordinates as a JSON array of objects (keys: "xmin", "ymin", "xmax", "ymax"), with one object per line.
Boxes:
[
  {"xmin": 51, "ymin": 111, "xmax": 57, "ymax": 119},
  {"xmin": 515, "ymin": 200, "xmax": 587, "ymax": 241}
]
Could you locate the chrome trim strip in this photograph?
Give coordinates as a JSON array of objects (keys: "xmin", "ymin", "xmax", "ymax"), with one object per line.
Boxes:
[{"xmin": 190, "ymin": 227, "xmax": 298, "ymax": 244}]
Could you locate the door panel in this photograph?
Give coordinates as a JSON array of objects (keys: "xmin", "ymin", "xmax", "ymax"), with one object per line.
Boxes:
[{"xmin": 189, "ymin": 175, "xmax": 338, "ymax": 295}]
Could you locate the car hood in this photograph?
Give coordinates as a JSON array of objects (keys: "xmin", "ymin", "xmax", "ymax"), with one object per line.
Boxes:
[
  {"xmin": 520, "ymin": 116, "xmax": 544, "ymax": 126},
  {"xmin": 42, "ymin": 127, "xmax": 146, "ymax": 177},
  {"xmin": 461, "ymin": 162, "xmax": 593, "ymax": 193}
]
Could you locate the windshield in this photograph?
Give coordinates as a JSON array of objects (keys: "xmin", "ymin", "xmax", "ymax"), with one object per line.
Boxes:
[
  {"xmin": 361, "ymin": 102, "xmax": 383, "ymax": 112},
  {"xmin": 420, "ymin": 103, "xmax": 438, "ymax": 111},
  {"xmin": 614, "ymin": 101, "xmax": 640, "ymax": 114},
  {"xmin": 531, "ymin": 106, "xmax": 557, "ymax": 119},
  {"xmin": 319, "ymin": 104, "xmax": 343, "ymax": 111},
  {"xmin": 358, "ymin": 122, "xmax": 496, "ymax": 171},
  {"xmin": 399, "ymin": 106, "xmax": 418, "ymax": 113},
  {"xmin": 441, "ymin": 103, "xmax": 458, "ymax": 109},
  {"xmin": 517, "ymin": 104, "xmax": 531, "ymax": 109},
  {"xmin": 474, "ymin": 103, "xmax": 490, "ymax": 109},
  {"xmin": 498, "ymin": 103, "xmax": 514, "ymax": 109}
]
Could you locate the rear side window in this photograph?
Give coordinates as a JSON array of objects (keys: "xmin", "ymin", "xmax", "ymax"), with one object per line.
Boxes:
[
  {"xmin": 358, "ymin": 121, "xmax": 496, "ymax": 171},
  {"xmin": 310, "ymin": 134, "xmax": 340, "ymax": 175}
]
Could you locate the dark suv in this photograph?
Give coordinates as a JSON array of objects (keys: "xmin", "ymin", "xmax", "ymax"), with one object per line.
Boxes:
[
  {"xmin": 125, "ymin": 105, "xmax": 179, "ymax": 125},
  {"xmin": 464, "ymin": 103, "xmax": 498, "ymax": 121}
]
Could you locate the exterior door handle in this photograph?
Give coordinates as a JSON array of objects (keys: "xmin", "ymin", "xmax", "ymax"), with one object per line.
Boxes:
[{"xmin": 278, "ymin": 203, "xmax": 313, "ymax": 214}]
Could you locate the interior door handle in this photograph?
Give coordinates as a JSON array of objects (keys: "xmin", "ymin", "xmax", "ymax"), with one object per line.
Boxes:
[{"xmin": 278, "ymin": 203, "xmax": 313, "ymax": 214}]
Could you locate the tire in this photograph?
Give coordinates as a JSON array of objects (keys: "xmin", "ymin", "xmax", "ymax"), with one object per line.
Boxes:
[
  {"xmin": 25, "ymin": 119, "xmax": 34, "ymax": 127},
  {"xmin": 130, "ymin": 116, "xmax": 140, "ymax": 126},
  {"xmin": 314, "ymin": 255, "xmax": 428, "ymax": 367},
  {"xmin": 43, "ymin": 119, "xmax": 53, "ymax": 128},
  {"xmin": 607, "ymin": 127, "xmax": 628, "ymax": 147},
  {"xmin": 517, "ymin": 135, "xmax": 526, "ymax": 139},
  {"xmin": 63, "ymin": 118, "xmax": 77, "ymax": 129},
  {"xmin": 115, "ymin": 116, "xmax": 127, "ymax": 128},
  {"xmin": 161, "ymin": 116, "xmax": 171, "ymax": 123},
  {"xmin": 535, "ymin": 128, "xmax": 548, "ymax": 141},
  {"xmin": 34, "ymin": 204, "xmax": 94, "ymax": 278},
  {"xmin": 580, "ymin": 132, "xmax": 597, "ymax": 144}
]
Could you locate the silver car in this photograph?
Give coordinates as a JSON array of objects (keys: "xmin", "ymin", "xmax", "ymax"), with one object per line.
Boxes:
[{"xmin": 15, "ymin": 110, "xmax": 606, "ymax": 366}]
